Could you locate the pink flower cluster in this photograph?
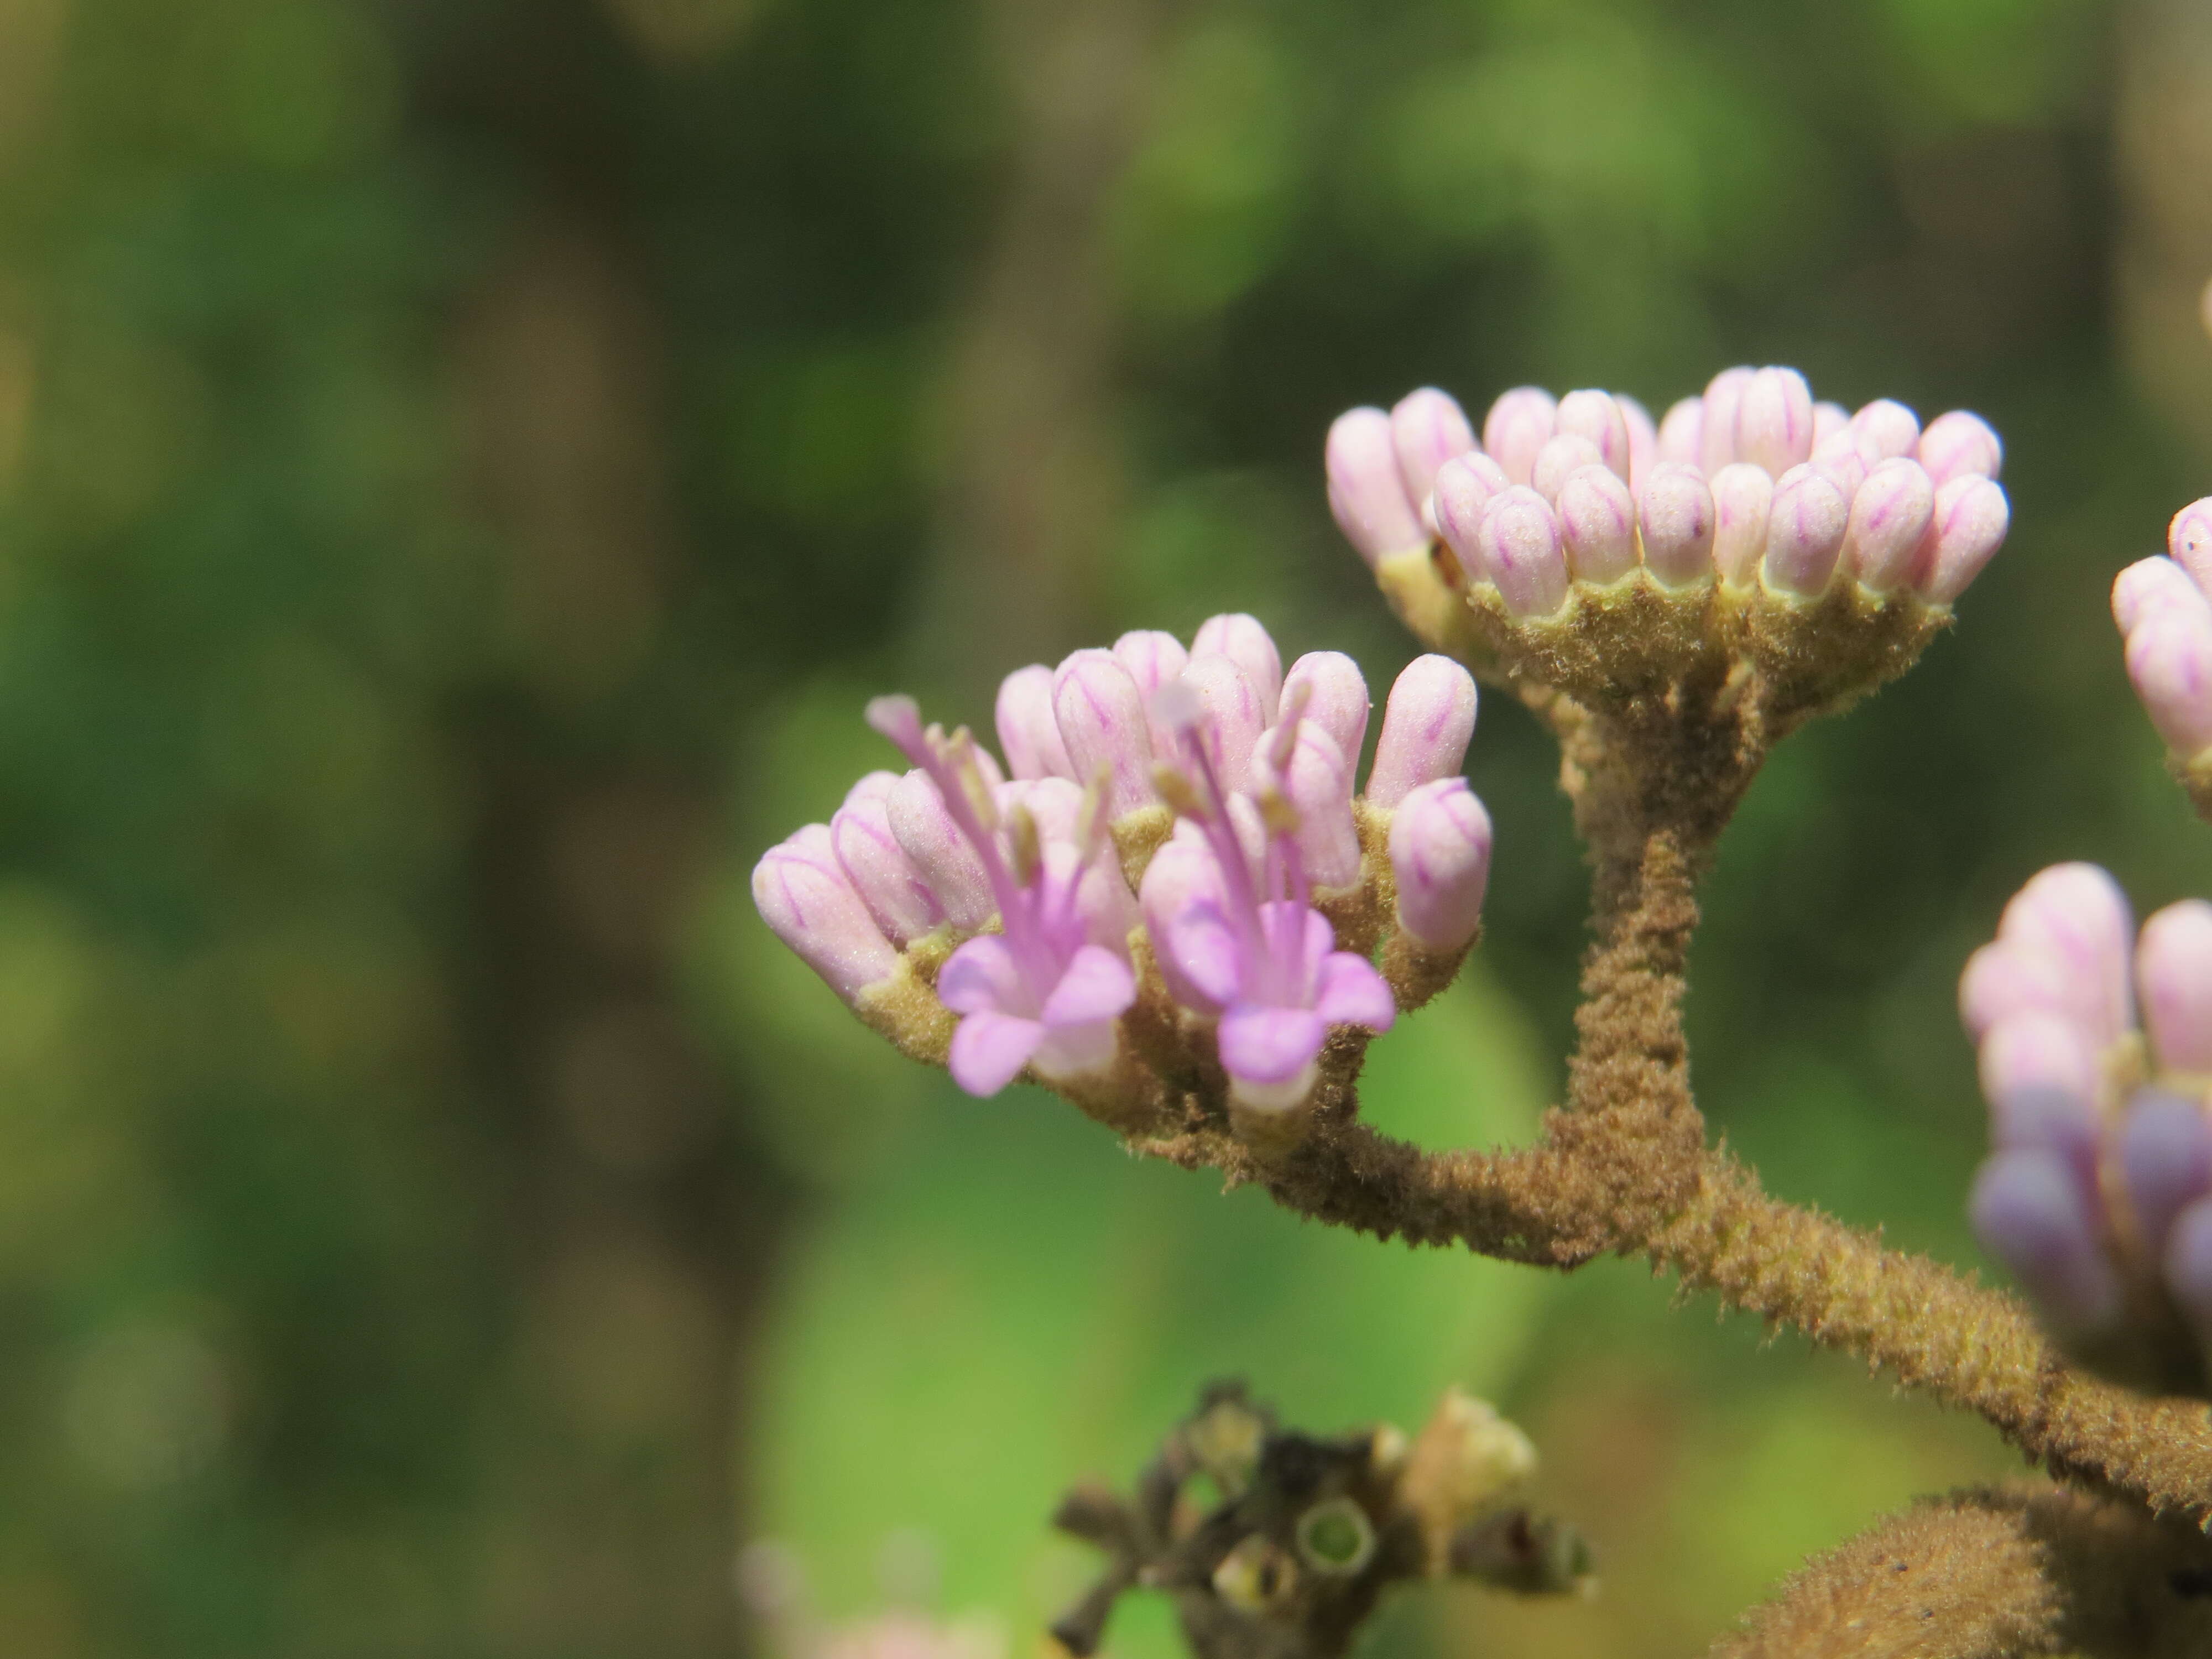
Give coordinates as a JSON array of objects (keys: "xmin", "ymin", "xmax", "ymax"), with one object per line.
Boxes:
[
  {"xmin": 2114, "ymin": 498, "xmax": 2212, "ymax": 765},
  {"xmin": 1960, "ymin": 864, "xmax": 2212, "ymax": 1344},
  {"xmin": 1326, "ymin": 368, "xmax": 2009, "ymax": 613},
  {"xmin": 753, "ymin": 615, "xmax": 1493, "ymax": 1110}
]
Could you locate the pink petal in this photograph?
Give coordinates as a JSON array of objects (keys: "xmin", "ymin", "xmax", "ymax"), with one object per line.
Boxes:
[
  {"xmin": 1313, "ymin": 952, "xmax": 1396, "ymax": 1033},
  {"xmin": 1218, "ymin": 1003, "xmax": 1329, "ymax": 1086},
  {"xmin": 948, "ymin": 1010, "xmax": 1045, "ymax": 1097},
  {"xmin": 1041, "ymin": 945, "xmax": 1137, "ymax": 1027},
  {"xmin": 1166, "ymin": 900, "xmax": 1244, "ymax": 1011},
  {"xmin": 937, "ymin": 935, "xmax": 1025, "ymax": 1016}
]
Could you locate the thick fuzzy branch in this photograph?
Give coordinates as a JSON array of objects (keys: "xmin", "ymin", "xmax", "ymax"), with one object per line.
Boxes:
[{"xmin": 1710, "ymin": 1484, "xmax": 2212, "ymax": 1658}]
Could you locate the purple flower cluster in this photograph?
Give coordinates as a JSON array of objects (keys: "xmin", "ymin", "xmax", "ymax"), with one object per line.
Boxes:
[
  {"xmin": 1326, "ymin": 368, "xmax": 2009, "ymax": 612},
  {"xmin": 2114, "ymin": 498, "xmax": 2212, "ymax": 766},
  {"xmin": 1960, "ymin": 864, "xmax": 2212, "ymax": 1345},
  {"xmin": 753, "ymin": 615, "xmax": 1493, "ymax": 1111}
]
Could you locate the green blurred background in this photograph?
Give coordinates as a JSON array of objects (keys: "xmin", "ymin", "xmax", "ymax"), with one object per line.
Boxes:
[{"xmin": 0, "ymin": 0, "xmax": 2209, "ymax": 1653}]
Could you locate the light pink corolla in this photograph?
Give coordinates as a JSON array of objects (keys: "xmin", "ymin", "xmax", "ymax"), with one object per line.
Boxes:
[{"xmin": 868, "ymin": 696, "xmax": 1136, "ymax": 1097}]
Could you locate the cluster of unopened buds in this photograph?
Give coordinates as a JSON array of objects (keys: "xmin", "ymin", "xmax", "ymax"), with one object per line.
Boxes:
[
  {"xmin": 2116, "ymin": 497, "xmax": 2212, "ymax": 813},
  {"xmin": 1963, "ymin": 871, "xmax": 2212, "ymax": 1394},
  {"xmin": 752, "ymin": 615, "xmax": 1489, "ymax": 1128}
]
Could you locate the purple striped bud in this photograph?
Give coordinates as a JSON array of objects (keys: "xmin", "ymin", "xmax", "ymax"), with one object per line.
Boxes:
[
  {"xmin": 1193, "ymin": 613, "xmax": 1284, "ymax": 709},
  {"xmin": 887, "ymin": 770, "xmax": 994, "ymax": 930},
  {"xmin": 832, "ymin": 794, "xmax": 946, "ymax": 946},
  {"xmin": 1812, "ymin": 400, "xmax": 1849, "ymax": 448},
  {"xmin": 1431, "ymin": 453, "xmax": 1510, "ymax": 567},
  {"xmin": 1115, "ymin": 629, "xmax": 1191, "ymax": 757},
  {"xmin": 2166, "ymin": 1198, "xmax": 2212, "ymax": 1355},
  {"xmin": 753, "ymin": 826, "xmax": 901, "ymax": 1001},
  {"xmin": 1840, "ymin": 458, "xmax": 1937, "ymax": 591},
  {"xmin": 1181, "ymin": 653, "xmax": 1270, "ymax": 795},
  {"xmin": 2114, "ymin": 557, "xmax": 2212, "ymax": 634},
  {"xmin": 995, "ymin": 665, "xmax": 1075, "ymax": 781},
  {"xmin": 2126, "ymin": 608, "xmax": 2212, "ymax": 758},
  {"xmin": 2171, "ymin": 497, "xmax": 2212, "ymax": 592},
  {"xmin": 1655, "ymin": 397, "xmax": 1703, "ymax": 467},
  {"xmin": 1978, "ymin": 1013, "xmax": 2101, "ymax": 1109},
  {"xmin": 1481, "ymin": 387, "xmax": 1557, "ymax": 487},
  {"xmin": 1052, "ymin": 650, "xmax": 1156, "ymax": 818},
  {"xmin": 1998, "ymin": 863, "xmax": 2134, "ymax": 1043},
  {"xmin": 1557, "ymin": 464, "xmax": 1639, "ymax": 585},
  {"xmin": 1709, "ymin": 463, "xmax": 1773, "ymax": 586},
  {"xmin": 1476, "ymin": 486, "xmax": 1571, "ymax": 618},
  {"xmin": 1388, "ymin": 778, "xmax": 1493, "ymax": 951},
  {"xmin": 1699, "ymin": 366, "xmax": 1754, "ymax": 475},
  {"xmin": 1918, "ymin": 409, "xmax": 2002, "ymax": 486},
  {"xmin": 1554, "ymin": 389, "xmax": 1632, "ymax": 481},
  {"xmin": 1279, "ymin": 651, "xmax": 1371, "ymax": 770},
  {"xmin": 1813, "ymin": 450, "xmax": 1869, "ymax": 504},
  {"xmin": 1139, "ymin": 827, "xmax": 1229, "ymax": 1012},
  {"xmin": 1959, "ymin": 940, "xmax": 2081, "ymax": 1042},
  {"xmin": 1530, "ymin": 433, "xmax": 1605, "ymax": 505},
  {"xmin": 2140, "ymin": 900, "xmax": 2212, "ymax": 1073},
  {"xmin": 1734, "ymin": 367, "xmax": 1815, "ymax": 477},
  {"xmin": 1849, "ymin": 399, "xmax": 1921, "ymax": 465},
  {"xmin": 1366, "ymin": 655, "xmax": 1478, "ymax": 808},
  {"xmin": 1268, "ymin": 722, "xmax": 1361, "ymax": 890},
  {"xmin": 845, "ymin": 770, "xmax": 901, "ymax": 808},
  {"xmin": 1970, "ymin": 1147, "xmax": 2122, "ymax": 1337},
  {"xmin": 1636, "ymin": 463, "xmax": 1717, "ymax": 586},
  {"xmin": 1390, "ymin": 387, "xmax": 1478, "ymax": 509},
  {"xmin": 1620, "ymin": 394, "xmax": 1657, "ymax": 490},
  {"xmin": 1759, "ymin": 465, "xmax": 1850, "ymax": 597},
  {"xmin": 1327, "ymin": 406, "xmax": 1427, "ymax": 567},
  {"xmin": 1917, "ymin": 476, "xmax": 2010, "ymax": 602},
  {"xmin": 2120, "ymin": 1091, "xmax": 2212, "ymax": 1261}
]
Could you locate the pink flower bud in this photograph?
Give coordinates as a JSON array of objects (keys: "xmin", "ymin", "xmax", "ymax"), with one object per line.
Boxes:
[
  {"xmin": 844, "ymin": 770, "xmax": 901, "ymax": 808},
  {"xmin": 1916, "ymin": 476, "xmax": 2010, "ymax": 603},
  {"xmin": 1978, "ymin": 1013, "xmax": 2101, "ymax": 1110},
  {"xmin": 995, "ymin": 665, "xmax": 1075, "ymax": 781},
  {"xmin": 1269, "ymin": 722, "xmax": 1361, "ymax": 890},
  {"xmin": 887, "ymin": 770, "xmax": 994, "ymax": 929},
  {"xmin": 1180, "ymin": 652, "xmax": 1270, "ymax": 795},
  {"xmin": 753, "ymin": 827, "xmax": 900, "ymax": 1001},
  {"xmin": 1709, "ymin": 462, "xmax": 1773, "ymax": 586},
  {"xmin": 2140, "ymin": 900, "xmax": 2212, "ymax": 1074},
  {"xmin": 1734, "ymin": 366, "xmax": 1815, "ymax": 477},
  {"xmin": 1959, "ymin": 939, "xmax": 2079, "ymax": 1042},
  {"xmin": 1840, "ymin": 458, "xmax": 1937, "ymax": 591},
  {"xmin": 1138, "ymin": 828, "xmax": 1228, "ymax": 1011},
  {"xmin": 1366, "ymin": 655, "xmax": 1478, "ymax": 808},
  {"xmin": 1390, "ymin": 387, "xmax": 1478, "ymax": 508},
  {"xmin": 1849, "ymin": 398, "xmax": 1921, "ymax": 465},
  {"xmin": 1998, "ymin": 863, "xmax": 2134, "ymax": 1045},
  {"xmin": 1620, "ymin": 394, "xmax": 1657, "ymax": 490},
  {"xmin": 2127, "ymin": 607, "xmax": 2212, "ymax": 759},
  {"xmin": 1280, "ymin": 651, "xmax": 1371, "ymax": 769},
  {"xmin": 1431, "ymin": 452, "xmax": 1510, "ymax": 568},
  {"xmin": 997, "ymin": 776, "xmax": 1079, "ymax": 844},
  {"xmin": 1115, "ymin": 629, "xmax": 1191, "ymax": 757},
  {"xmin": 2171, "ymin": 497, "xmax": 2212, "ymax": 593},
  {"xmin": 1554, "ymin": 389, "xmax": 1632, "ymax": 481},
  {"xmin": 1636, "ymin": 462, "xmax": 1717, "ymax": 586},
  {"xmin": 1530, "ymin": 432, "xmax": 1605, "ymax": 504},
  {"xmin": 1811, "ymin": 400, "xmax": 1849, "ymax": 448},
  {"xmin": 1193, "ymin": 613, "xmax": 1283, "ymax": 709},
  {"xmin": 1388, "ymin": 778, "xmax": 1492, "ymax": 951},
  {"xmin": 1327, "ymin": 406, "xmax": 1427, "ymax": 567},
  {"xmin": 1557, "ymin": 463, "xmax": 1639, "ymax": 585},
  {"xmin": 1918, "ymin": 409, "xmax": 2002, "ymax": 486},
  {"xmin": 2112, "ymin": 557, "xmax": 2210, "ymax": 634},
  {"xmin": 1699, "ymin": 366, "xmax": 1754, "ymax": 475},
  {"xmin": 1481, "ymin": 387, "xmax": 1557, "ymax": 487},
  {"xmin": 1476, "ymin": 486, "xmax": 1571, "ymax": 617},
  {"xmin": 1759, "ymin": 465, "xmax": 1850, "ymax": 597},
  {"xmin": 1052, "ymin": 650, "xmax": 1156, "ymax": 818},
  {"xmin": 1655, "ymin": 397, "xmax": 1703, "ymax": 467},
  {"xmin": 832, "ymin": 795, "xmax": 945, "ymax": 946},
  {"xmin": 1813, "ymin": 450, "xmax": 1868, "ymax": 504}
]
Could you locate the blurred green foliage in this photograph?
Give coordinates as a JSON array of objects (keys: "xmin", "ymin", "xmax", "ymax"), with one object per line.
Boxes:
[{"xmin": 0, "ymin": 0, "xmax": 2203, "ymax": 1654}]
